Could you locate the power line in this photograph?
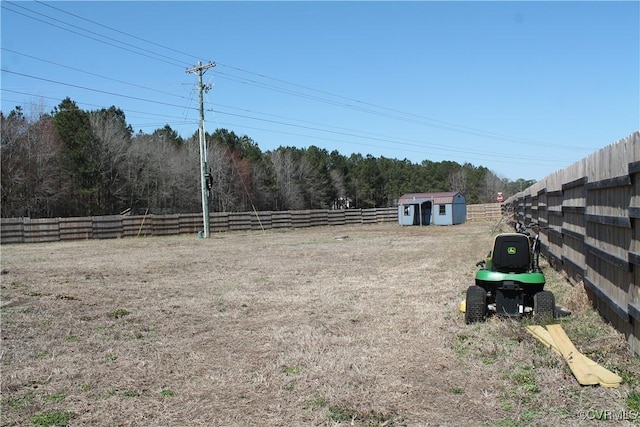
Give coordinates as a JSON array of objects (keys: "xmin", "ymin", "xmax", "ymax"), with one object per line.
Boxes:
[
  {"xmin": 0, "ymin": 1, "xmax": 595, "ymax": 171},
  {"xmin": 2, "ymin": 47, "xmax": 572, "ymax": 161},
  {"xmin": 0, "ymin": 80, "xmax": 576, "ymax": 166},
  {"xmin": 1, "ymin": 1, "xmax": 188, "ymax": 68},
  {"xmin": 1, "ymin": 69, "xmax": 193, "ymax": 111},
  {"xmin": 213, "ymin": 62, "xmax": 586, "ymax": 151},
  {"xmin": 213, "ymin": 70, "xmax": 590, "ymax": 151},
  {"xmin": 5, "ymin": 66, "xmax": 545, "ymax": 163},
  {"xmin": 208, "ymin": 110, "xmax": 575, "ymax": 163},
  {"xmin": 2, "ymin": 88, "xmax": 571, "ymax": 168},
  {"xmin": 211, "ymin": 120, "xmax": 574, "ymax": 168},
  {"xmin": 1, "ymin": 94, "xmax": 198, "ymax": 132},
  {"xmin": 34, "ymin": 0, "xmax": 206, "ymax": 64},
  {"xmin": 3, "ymin": 1, "xmax": 581, "ymax": 151},
  {"xmin": 1, "ymin": 48, "xmax": 205, "ymax": 138},
  {"xmin": 1, "ymin": 89, "xmax": 193, "ymax": 121},
  {"xmin": 1, "ymin": 48, "xmax": 190, "ymax": 101}
]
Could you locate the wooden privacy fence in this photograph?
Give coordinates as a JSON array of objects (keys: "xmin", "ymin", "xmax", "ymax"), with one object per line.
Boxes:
[
  {"xmin": 466, "ymin": 203, "xmax": 502, "ymax": 222},
  {"xmin": 507, "ymin": 131, "xmax": 640, "ymax": 355},
  {"xmin": 1, "ymin": 208, "xmax": 398, "ymax": 244},
  {"xmin": 1, "ymin": 203, "xmax": 500, "ymax": 244}
]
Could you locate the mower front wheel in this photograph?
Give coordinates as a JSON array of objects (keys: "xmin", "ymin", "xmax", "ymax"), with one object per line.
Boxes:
[
  {"xmin": 465, "ymin": 285, "xmax": 487, "ymax": 324},
  {"xmin": 533, "ymin": 290, "xmax": 556, "ymax": 323}
]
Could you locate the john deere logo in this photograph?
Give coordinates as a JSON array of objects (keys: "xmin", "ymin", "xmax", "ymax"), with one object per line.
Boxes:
[{"xmin": 507, "ymin": 247, "xmax": 517, "ymax": 255}]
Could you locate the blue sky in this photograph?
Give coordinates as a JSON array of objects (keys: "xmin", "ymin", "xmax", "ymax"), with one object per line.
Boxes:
[{"xmin": 1, "ymin": 1, "xmax": 638, "ymax": 181}]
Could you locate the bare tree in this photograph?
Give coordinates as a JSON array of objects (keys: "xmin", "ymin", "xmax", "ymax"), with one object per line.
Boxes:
[
  {"xmin": 123, "ymin": 131, "xmax": 200, "ymax": 214},
  {"xmin": 201, "ymin": 131, "xmax": 259, "ymax": 212},
  {"xmin": 448, "ymin": 169, "xmax": 467, "ymax": 194},
  {"xmin": 269, "ymin": 148, "xmax": 304, "ymax": 210},
  {"xmin": 482, "ymin": 170, "xmax": 505, "ymax": 203},
  {"xmin": 127, "ymin": 132, "xmax": 177, "ymax": 213},
  {"xmin": 297, "ymin": 154, "xmax": 324, "ymax": 209},
  {"xmin": 207, "ymin": 140, "xmax": 235, "ymax": 212},
  {"xmin": 1, "ymin": 108, "xmax": 28, "ymax": 217},
  {"xmin": 30, "ymin": 115, "xmax": 67, "ymax": 217},
  {"xmin": 1, "ymin": 104, "xmax": 66, "ymax": 217},
  {"xmin": 249, "ymin": 159, "xmax": 276, "ymax": 211},
  {"xmin": 330, "ymin": 168, "xmax": 346, "ymax": 204},
  {"xmin": 89, "ymin": 108, "xmax": 133, "ymax": 213},
  {"xmin": 171, "ymin": 137, "xmax": 201, "ymax": 212}
]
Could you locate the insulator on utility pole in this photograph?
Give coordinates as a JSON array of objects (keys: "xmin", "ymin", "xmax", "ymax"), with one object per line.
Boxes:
[{"xmin": 186, "ymin": 61, "xmax": 216, "ymax": 238}]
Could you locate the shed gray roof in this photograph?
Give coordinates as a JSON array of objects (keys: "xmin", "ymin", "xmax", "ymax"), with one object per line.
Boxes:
[{"xmin": 398, "ymin": 192, "xmax": 463, "ymax": 205}]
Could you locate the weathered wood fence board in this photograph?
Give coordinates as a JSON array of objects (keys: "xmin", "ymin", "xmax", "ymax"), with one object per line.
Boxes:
[
  {"xmin": 229, "ymin": 212, "xmax": 252, "ymax": 231},
  {"xmin": 272, "ymin": 211, "xmax": 291, "ymax": 229},
  {"xmin": 328, "ymin": 210, "xmax": 345, "ymax": 225},
  {"xmin": 508, "ymin": 131, "xmax": 640, "ymax": 355},
  {"xmin": 0, "ymin": 218, "xmax": 24, "ymax": 244},
  {"xmin": 122, "ymin": 215, "xmax": 153, "ymax": 238},
  {"xmin": 60, "ymin": 217, "xmax": 92, "ymax": 241},
  {"xmin": 291, "ymin": 210, "xmax": 311, "ymax": 228},
  {"xmin": 153, "ymin": 214, "xmax": 180, "ymax": 236},
  {"xmin": 310, "ymin": 210, "xmax": 329, "ymax": 227},
  {"xmin": 251, "ymin": 211, "xmax": 272, "ymax": 231},
  {"xmin": 345, "ymin": 209, "xmax": 363, "ymax": 224},
  {"xmin": 211, "ymin": 212, "xmax": 230, "ymax": 233},
  {"xmin": 179, "ymin": 214, "xmax": 201, "ymax": 235},
  {"xmin": 362, "ymin": 209, "xmax": 377, "ymax": 224},
  {"xmin": 92, "ymin": 215, "xmax": 122, "ymax": 240},
  {"xmin": 24, "ymin": 218, "xmax": 60, "ymax": 243},
  {"xmin": 0, "ymin": 204, "xmax": 503, "ymax": 245},
  {"xmin": 466, "ymin": 203, "xmax": 502, "ymax": 222}
]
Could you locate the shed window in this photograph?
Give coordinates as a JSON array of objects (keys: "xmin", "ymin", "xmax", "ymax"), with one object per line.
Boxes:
[
  {"xmin": 439, "ymin": 205, "xmax": 446, "ymax": 215},
  {"xmin": 403, "ymin": 206, "xmax": 410, "ymax": 216}
]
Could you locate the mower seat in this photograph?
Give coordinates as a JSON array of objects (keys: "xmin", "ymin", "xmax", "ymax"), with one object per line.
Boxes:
[{"xmin": 491, "ymin": 233, "xmax": 531, "ymax": 273}]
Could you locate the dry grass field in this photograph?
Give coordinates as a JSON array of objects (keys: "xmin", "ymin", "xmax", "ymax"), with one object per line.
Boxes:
[{"xmin": 1, "ymin": 222, "xmax": 639, "ymax": 426}]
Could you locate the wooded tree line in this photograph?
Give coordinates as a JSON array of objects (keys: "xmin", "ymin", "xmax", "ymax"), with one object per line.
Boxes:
[{"xmin": 1, "ymin": 98, "xmax": 535, "ymax": 218}]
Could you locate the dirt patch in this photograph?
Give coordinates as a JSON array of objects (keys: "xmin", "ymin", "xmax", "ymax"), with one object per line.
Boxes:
[{"xmin": 1, "ymin": 222, "xmax": 638, "ymax": 426}]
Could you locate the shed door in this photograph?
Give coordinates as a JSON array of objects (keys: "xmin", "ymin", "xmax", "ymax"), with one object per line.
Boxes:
[{"xmin": 419, "ymin": 202, "xmax": 432, "ymax": 225}]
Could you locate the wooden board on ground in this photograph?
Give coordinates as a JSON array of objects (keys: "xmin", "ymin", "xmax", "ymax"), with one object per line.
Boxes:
[{"xmin": 526, "ymin": 324, "xmax": 622, "ymax": 388}]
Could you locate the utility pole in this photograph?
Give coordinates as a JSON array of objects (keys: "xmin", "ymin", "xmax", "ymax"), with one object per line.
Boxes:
[{"xmin": 186, "ymin": 61, "xmax": 216, "ymax": 238}]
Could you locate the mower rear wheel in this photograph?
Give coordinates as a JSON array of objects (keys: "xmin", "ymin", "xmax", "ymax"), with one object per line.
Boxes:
[
  {"xmin": 465, "ymin": 285, "xmax": 487, "ymax": 324},
  {"xmin": 533, "ymin": 290, "xmax": 555, "ymax": 323}
]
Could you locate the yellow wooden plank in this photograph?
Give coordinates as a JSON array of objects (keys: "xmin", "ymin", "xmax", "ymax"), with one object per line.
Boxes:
[
  {"xmin": 525, "ymin": 325, "xmax": 561, "ymax": 355},
  {"xmin": 576, "ymin": 353, "xmax": 622, "ymax": 388},
  {"xmin": 525, "ymin": 325, "xmax": 622, "ymax": 387},
  {"xmin": 546, "ymin": 324, "xmax": 600, "ymax": 386}
]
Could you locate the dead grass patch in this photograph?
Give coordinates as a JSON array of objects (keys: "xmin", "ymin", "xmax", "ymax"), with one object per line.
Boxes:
[
  {"xmin": 564, "ymin": 280, "xmax": 592, "ymax": 314},
  {"xmin": 1, "ymin": 222, "xmax": 638, "ymax": 426}
]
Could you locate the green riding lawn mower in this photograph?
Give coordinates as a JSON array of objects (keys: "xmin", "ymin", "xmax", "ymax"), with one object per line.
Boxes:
[{"xmin": 464, "ymin": 221, "xmax": 556, "ymax": 324}]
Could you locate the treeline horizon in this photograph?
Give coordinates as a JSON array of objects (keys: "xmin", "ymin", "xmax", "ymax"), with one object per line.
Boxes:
[{"xmin": 1, "ymin": 98, "xmax": 535, "ymax": 219}]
